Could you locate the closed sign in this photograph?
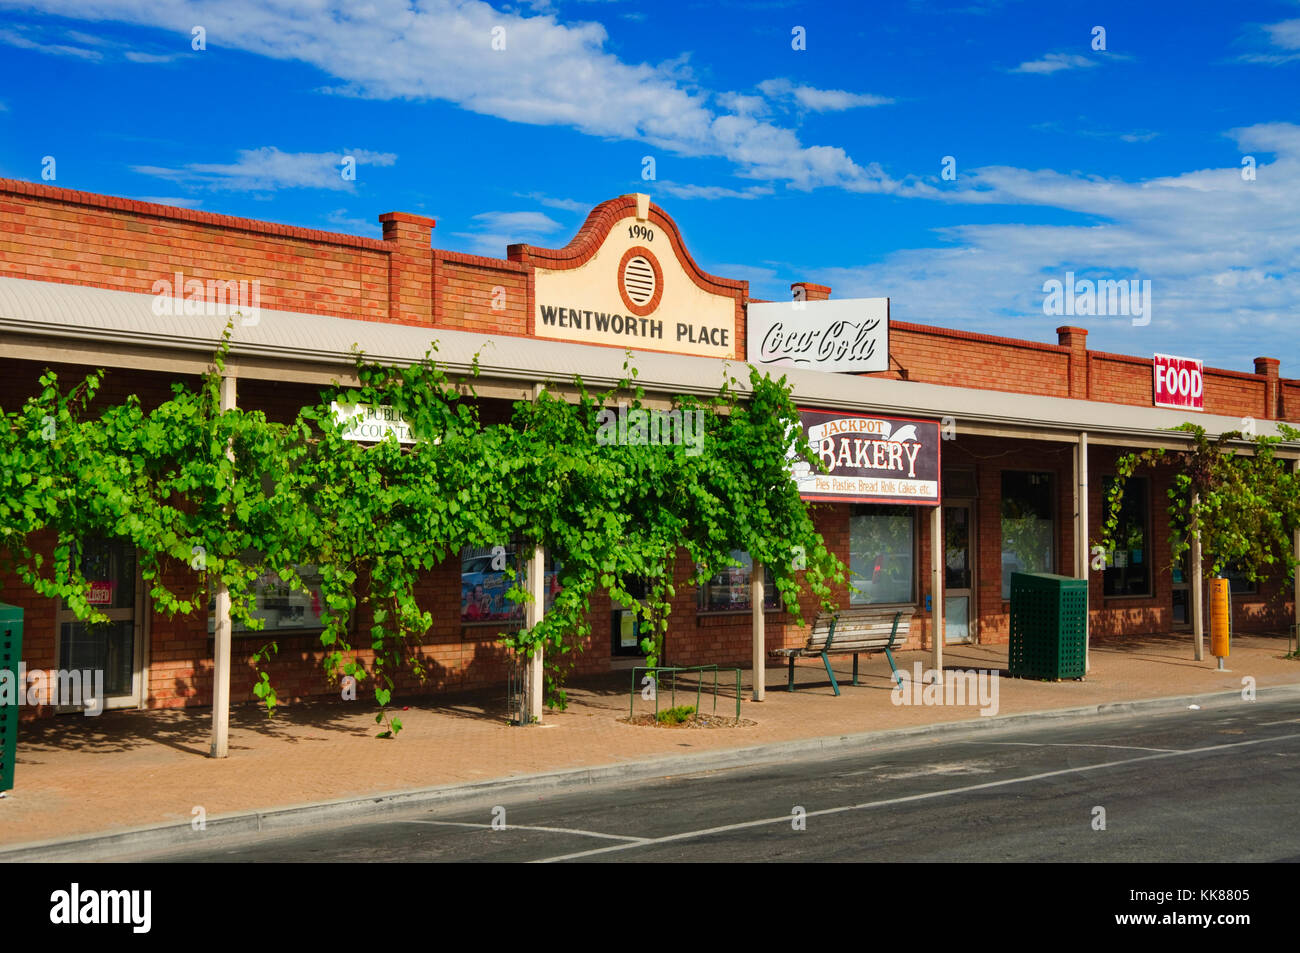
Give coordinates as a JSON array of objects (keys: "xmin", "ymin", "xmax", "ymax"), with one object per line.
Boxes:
[{"xmin": 1153, "ymin": 354, "xmax": 1203, "ymax": 411}]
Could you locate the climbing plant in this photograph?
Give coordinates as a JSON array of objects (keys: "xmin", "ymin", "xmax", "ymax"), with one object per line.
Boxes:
[
  {"xmin": 0, "ymin": 335, "xmax": 846, "ymax": 734},
  {"xmin": 1100, "ymin": 423, "xmax": 1300, "ymax": 587}
]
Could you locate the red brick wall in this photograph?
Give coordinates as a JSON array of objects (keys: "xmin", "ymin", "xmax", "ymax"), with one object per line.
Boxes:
[
  {"xmin": 3, "ymin": 177, "xmax": 1293, "ymax": 421},
  {"xmin": 878, "ymin": 322, "xmax": 1073, "ymax": 399},
  {"xmin": 1087, "ymin": 349, "xmax": 1270, "ymax": 420},
  {"xmin": 433, "ymin": 251, "xmax": 530, "ymax": 336},
  {"xmin": 0, "ymin": 179, "xmax": 395, "ymax": 323}
]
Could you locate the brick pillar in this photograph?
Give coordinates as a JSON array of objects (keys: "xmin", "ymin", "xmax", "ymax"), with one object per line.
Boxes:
[
  {"xmin": 1057, "ymin": 326, "xmax": 1089, "ymax": 400},
  {"xmin": 378, "ymin": 211, "xmax": 435, "ymax": 324},
  {"xmin": 791, "ymin": 282, "xmax": 831, "ymax": 302},
  {"xmin": 1254, "ymin": 357, "xmax": 1280, "ymax": 420}
]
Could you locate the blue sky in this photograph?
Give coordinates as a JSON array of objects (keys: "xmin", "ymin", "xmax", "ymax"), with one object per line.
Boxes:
[{"xmin": 0, "ymin": 0, "xmax": 1297, "ymax": 372}]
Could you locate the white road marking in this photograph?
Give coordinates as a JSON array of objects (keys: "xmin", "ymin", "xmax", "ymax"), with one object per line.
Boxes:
[
  {"xmin": 531, "ymin": 731, "xmax": 1300, "ymax": 863},
  {"xmin": 960, "ymin": 741, "xmax": 1180, "ymax": 753},
  {"xmin": 1259, "ymin": 718, "xmax": 1300, "ymax": 726},
  {"xmin": 399, "ymin": 819, "xmax": 650, "ymax": 843}
]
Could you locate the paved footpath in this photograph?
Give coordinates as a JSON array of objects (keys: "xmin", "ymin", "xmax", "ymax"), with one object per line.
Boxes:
[{"xmin": 2, "ymin": 633, "xmax": 1297, "ymax": 855}]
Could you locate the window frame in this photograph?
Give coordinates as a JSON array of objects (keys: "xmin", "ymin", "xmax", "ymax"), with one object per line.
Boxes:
[
  {"xmin": 999, "ymin": 469, "xmax": 1057, "ymax": 601},
  {"xmin": 1101, "ymin": 474, "xmax": 1155, "ymax": 599},
  {"xmin": 695, "ymin": 550, "xmax": 781, "ymax": 615},
  {"xmin": 208, "ymin": 563, "xmax": 332, "ymax": 639},
  {"xmin": 460, "ymin": 542, "xmax": 561, "ymax": 628},
  {"xmin": 847, "ymin": 503, "xmax": 919, "ymax": 608}
]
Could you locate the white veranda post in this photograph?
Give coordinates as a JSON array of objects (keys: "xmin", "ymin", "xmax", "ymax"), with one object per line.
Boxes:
[
  {"xmin": 524, "ymin": 544, "xmax": 545, "ymax": 723},
  {"xmin": 930, "ymin": 503, "xmax": 943, "ymax": 679},
  {"xmin": 752, "ymin": 562, "xmax": 765, "ymax": 702},
  {"xmin": 210, "ymin": 372, "xmax": 236, "ymax": 759}
]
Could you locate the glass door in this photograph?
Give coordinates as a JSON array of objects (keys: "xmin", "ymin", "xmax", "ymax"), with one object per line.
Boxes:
[
  {"xmin": 56, "ymin": 537, "xmax": 144, "ymax": 710},
  {"xmin": 1171, "ymin": 547, "xmax": 1192, "ymax": 630},
  {"xmin": 944, "ymin": 502, "xmax": 976, "ymax": 644}
]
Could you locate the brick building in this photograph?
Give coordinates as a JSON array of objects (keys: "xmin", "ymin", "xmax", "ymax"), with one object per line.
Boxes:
[{"xmin": 1, "ymin": 178, "xmax": 1297, "ymax": 719}]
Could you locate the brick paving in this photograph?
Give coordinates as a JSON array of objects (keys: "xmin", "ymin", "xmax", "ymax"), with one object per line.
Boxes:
[{"xmin": 2, "ymin": 632, "xmax": 1297, "ymax": 849}]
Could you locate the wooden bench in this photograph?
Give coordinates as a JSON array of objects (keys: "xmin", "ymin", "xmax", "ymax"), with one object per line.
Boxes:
[{"xmin": 772, "ymin": 607, "xmax": 911, "ymax": 696}]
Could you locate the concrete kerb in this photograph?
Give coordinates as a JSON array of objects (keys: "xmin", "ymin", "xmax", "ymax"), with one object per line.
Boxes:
[{"xmin": 4, "ymin": 683, "xmax": 1296, "ymax": 862}]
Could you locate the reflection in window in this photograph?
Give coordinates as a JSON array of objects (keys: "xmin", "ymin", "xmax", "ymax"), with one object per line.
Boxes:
[
  {"xmin": 697, "ymin": 551, "xmax": 779, "ymax": 612},
  {"xmin": 1223, "ymin": 563, "xmax": 1258, "ymax": 595},
  {"xmin": 850, "ymin": 504, "xmax": 915, "ymax": 605},
  {"xmin": 208, "ymin": 565, "xmax": 327, "ymax": 634},
  {"xmin": 460, "ymin": 544, "xmax": 560, "ymax": 624},
  {"xmin": 1102, "ymin": 476, "xmax": 1152, "ymax": 596},
  {"xmin": 1001, "ymin": 471, "xmax": 1054, "ymax": 599}
]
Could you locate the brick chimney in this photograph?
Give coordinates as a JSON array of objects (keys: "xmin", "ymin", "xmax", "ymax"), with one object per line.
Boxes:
[
  {"xmin": 378, "ymin": 211, "xmax": 435, "ymax": 324},
  {"xmin": 791, "ymin": 282, "xmax": 831, "ymax": 302},
  {"xmin": 1056, "ymin": 326, "xmax": 1089, "ymax": 400},
  {"xmin": 1255, "ymin": 356, "xmax": 1280, "ymax": 419}
]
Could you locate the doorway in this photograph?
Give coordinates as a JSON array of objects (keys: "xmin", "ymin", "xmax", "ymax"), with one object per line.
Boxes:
[
  {"xmin": 1171, "ymin": 547, "xmax": 1192, "ymax": 630},
  {"xmin": 944, "ymin": 502, "xmax": 976, "ymax": 644},
  {"xmin": 56, "ymin": 537, "xmax": 146, "ymax": 710}
]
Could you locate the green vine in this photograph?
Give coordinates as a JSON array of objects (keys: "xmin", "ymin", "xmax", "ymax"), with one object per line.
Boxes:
[
  {"xmin": 1100, "ymin": 423, "xmax": 1300, "ymax": 587},
  {"xmin": 0, "ymin": 334, "xmax": 846, "ymax": 734}
]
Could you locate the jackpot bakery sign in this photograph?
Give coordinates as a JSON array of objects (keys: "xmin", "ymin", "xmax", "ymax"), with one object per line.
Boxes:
[{"xmin": 791, "ymin": 409, "xmax": 941, "ymax": 505}]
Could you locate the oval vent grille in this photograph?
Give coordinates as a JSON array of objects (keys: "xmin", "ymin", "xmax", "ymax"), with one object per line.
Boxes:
[{"xmin": 622, "ymin": 255, "xmax": 656, "ymax": 307}]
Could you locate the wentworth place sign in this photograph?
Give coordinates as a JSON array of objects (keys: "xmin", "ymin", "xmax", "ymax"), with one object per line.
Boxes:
[{"xmin": 528, "ymin": 194, "xmax": 739, "ymax": 359}]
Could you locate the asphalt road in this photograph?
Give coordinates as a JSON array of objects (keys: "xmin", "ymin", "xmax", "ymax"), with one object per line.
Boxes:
[{"xmin": 132, "ymin": 697, "xmax": 1300, "ymax": 863}]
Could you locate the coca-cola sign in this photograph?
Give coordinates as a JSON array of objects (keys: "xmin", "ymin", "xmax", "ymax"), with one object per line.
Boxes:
[{"xmin": 747, "ymin": 298, "xmax": 889, "ymax": 373}]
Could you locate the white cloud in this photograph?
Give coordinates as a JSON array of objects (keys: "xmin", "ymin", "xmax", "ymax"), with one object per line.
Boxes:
[
  {"xmin": 452, "ymin": 209, "xmax": 563, "ymax": 255},
  {"xmin": 471, "ymin": 210, "xmax": 562, "ymax": 232},
  {"xmin": 758, "ymin": 78, "xmax": 894, "ymax": 112},
  {"xmin": 6, "ymin": 0, "xmax": 886, "ymax": 192},
  {"xmin": 0, "ymin": 26, "xmax": 101, "ymax": 59},
  {"xmin": 656, "ymin": 181, "xmax": 773, "ymax": 200},
  {"xmin": 133, "ymin": 195, "xmax": 203, "ymax": 208},
  {"xmin": 125, "ymin": 50, "xmax": 179, "ymax": 63},
  {"xmin": 1010, "ymin": 53, "xmax": 1096, "ymax": 74},
  {"xmin": 133, "ymin": 146, "xmax": 397, "ymax": 192},
  {"xmin": 715, "ymin": 91, "xmax": 769, "ymax": 117},
  {"xmin": 1239, "ymin": 17, "xmax": 1300, "ymax": 64},
  {"xmin": 513, "ymin": 191, "xmax": 588, "ymax": 212},
  {"xmin": 326, "ymin": 209, "xmax": 379, "ymax": 233},
  {"xmin": 814, "ymin": 122, "xmax": 1300, "ymax": 370},
  {"xmin": 1265, "ymin": 17, "xmax": 1300, "ymax": 49}
]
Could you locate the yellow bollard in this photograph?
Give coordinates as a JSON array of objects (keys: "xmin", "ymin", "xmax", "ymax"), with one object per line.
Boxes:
[{"xmin": 1210, "ymin": 577, "xmax": 1231, "ymax": 669}]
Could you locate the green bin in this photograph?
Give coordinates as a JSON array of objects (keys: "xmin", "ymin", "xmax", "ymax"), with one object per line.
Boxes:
[
  {"xmin": 0, "ymin": 602, "xmax": 21, "ymax": 792},
  {"xmin": 1008, "ymin": 572, "xmax": 1087, "ymax": 680}
]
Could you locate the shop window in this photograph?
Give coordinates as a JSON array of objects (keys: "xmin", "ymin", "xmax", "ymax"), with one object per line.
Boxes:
[
  {"xmin": 697, "ymin": 551, "xmax": 779, "ymax": 612},
  {"xmin": 942, "ymin": 467, "xmax": 978, "ymax": 499},
  {"xmin": 1001, "ymin": 471, "xmax": 1055, "ymax": 599},
  {"xmin": 1102, "ymin": 476, "xmax": 1152, "ymax": 597},
  {"xmin": 849, "ymin": 504, "xmax": 916, "ymax": 605},
  {"xmin": 460, "ymin": 544, "xmax": 560, "ymax": 624},
  {"xmin": 208, "ymin": 565, "xmax": 327, "ymax": 635},
  {"xmin": 1223, "ymin": 564, "xmax": 1258, "ymax": 595}
]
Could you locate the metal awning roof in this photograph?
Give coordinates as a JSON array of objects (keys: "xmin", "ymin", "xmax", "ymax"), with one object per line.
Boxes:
[{"xmin": 1, "ymin": 276, "xmax": 1294, "ymax": 451}]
